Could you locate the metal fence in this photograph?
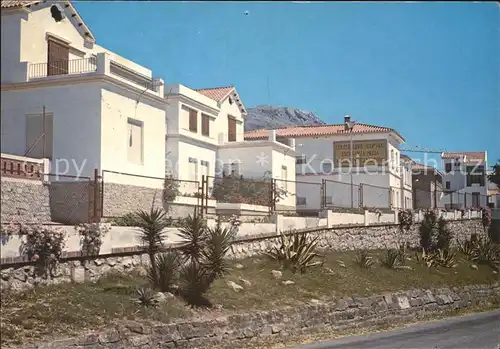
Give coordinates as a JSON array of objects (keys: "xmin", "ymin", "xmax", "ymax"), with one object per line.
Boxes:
[
  {"xmin": 205, "ymin": 175, "xmax": 273, "ymax": 207},
  {"xmin": 275, "ymin": 178, "xmax": 320, "ymax": 214},
  {"xmin": 29, "ymin": 57, "xmax": 97, "ymax": 79},
  {"xmin": 413, "ymin": 188, "xmax": 490, "ymax": 210},
  {"xmin": 323, "ymin": 179, "xmax": 360, "ymax": 209},
  {"xmin": 360, "ymin": 183, "xmax": 390, "ymax": 209}
]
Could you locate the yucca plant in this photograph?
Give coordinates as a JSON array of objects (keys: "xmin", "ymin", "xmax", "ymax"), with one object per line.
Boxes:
[
  {"xmin": 380, "ymin": 249, "xmax": 400, "ymax": 269},
  {"xmin": 179, "ymin": 261, "xmax": 213, "ymax": 307},
  {"xmin": 132, "ymin": 208, "xmax": 170, "ymax": 281},
  {"xmin": 434, "ymin": 249, "xmax": 457, "ymax": 268},
  {"xmin": 148, "ymin": 250, "xmax": 180, "ymax": 292},
  {"xmin": 201, "ymin": 224, "xmax": 234, "ymax": 278},
  {"xmin": 456, "ymin": 238, "xmax": 475, "ymax": 258},
  {"xmin": 354, "ymin": 250, "xmax": 374, "ymax": 269},
  {"xmin": 470, "ymin": 236, "xmax": 500, "ymax": 269},
  {"xmin": 416, "ymin": 249, "xmax": 436, "ymax": 269},
  {"xmin": 264, "ymin": 231, "xmax": 323, "ymax": 273},
  {"xmin": 136, "ymin": 287, "xmax": 159, "ymax": 308},
  {"xmin": 177, "ymin": 214, "xmax": 208, "ymax": 264}
]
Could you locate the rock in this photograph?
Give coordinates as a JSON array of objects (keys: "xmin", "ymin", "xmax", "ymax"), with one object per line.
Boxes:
[
  {"xmin": 71, "ymin": 266, "xmax": 85, "ymax": 283},
  {"xmin": 164, "ymin": 292, "xmax": 175, "ymax": 299},
  {"xmin": 470, "ymin": 264, "xmax": 478, "ymax": 270},
  {"xmin": 310, "ymin": 299, "xmax": 321, "ymax": 304},
  {"xmin": 94, "ymin": 259, "xmax": 104, "ymax": 266},
  {"xmin": 227, "ymin": 281, "xmax": 244, "ymax": 292},
  {"xmin": 324, "ymin": 267, "xmax": 335, "ymax": 275},
  {"xmin": 239, "ymin": 278, "xmax": 252, "ymax": 287},
  {"xmin": 154, "ymin": 292, "xmax": 168, "ymax": 304},
  {"xmin": 271, "ymin": 270, "xmax": 282, "ymax": 279},
  {"xmin": 493, "ymin": 270, "xmax": 498, "ymax": 275},
  {"xmin": 395, "ymin": 265, "xmax": 413, "ymax": 270},
  {"xmin": 282, "ymin": 280, "xmax": 295, "ymax": 285},
  {"xmin": 337, "ymin": 260, "xmax": 346, "ymax": 268},
  {"xmin": 234, "ymin": 263, "xmax": 245, "ymax": 269}
]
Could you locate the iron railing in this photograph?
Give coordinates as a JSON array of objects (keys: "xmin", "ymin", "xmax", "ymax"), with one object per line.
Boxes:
[{"xmin": 28, "ymin": 57, "xmax": 97, "ymax": 79}]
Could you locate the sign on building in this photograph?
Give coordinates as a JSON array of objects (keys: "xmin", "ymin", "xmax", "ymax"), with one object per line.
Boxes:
[{"xmin": 333, "ymin": 140, "xmax": 387, "ymax": 167}]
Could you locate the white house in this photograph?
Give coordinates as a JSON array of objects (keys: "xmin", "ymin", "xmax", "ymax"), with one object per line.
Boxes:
[
  {"xmin": 440, "ymin": 152, "xmax": 488, "ymax": 208},
  {"xmin": 165, "ymin": 84, "xmax": 297, "ymax": 209},
  {"xmin": 1, "ymin": 0, "xmax": 166, "ymax": 184},
  {"xmin": 245, "ymin": 115, "xmax": 410, "ymax": 211}
]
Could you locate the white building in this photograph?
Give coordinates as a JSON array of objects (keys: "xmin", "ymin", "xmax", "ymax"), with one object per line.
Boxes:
[
  {"xmin": 245, "ymin": 115, "xmax": 411, "ymax": 211},
  {"xmin": 1, "ymin": 0, "xmax": 166, "ymax": 184},
  {"xmin": 440, "ymin": 152, "xmax": 488, "ymax": 208},
  {"xmin": 165, "ymin": 84, "xmax": 297, "ymax": 209},
  {"xmin": 487, "ymin": 170, "xmax": 499, "ymax": 209}
]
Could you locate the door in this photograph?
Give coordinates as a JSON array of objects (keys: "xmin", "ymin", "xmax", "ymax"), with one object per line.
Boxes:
[
  {"xmin": 228, "ymin": 117, "xmax": 236, "ymax": 142},
  {"xmin": 47, "ymin": 39, "xmax": 69, "ymax": 76},
  {"xmin": 472, "ymin": 192, "xmax": 480, "ymax": 207}
]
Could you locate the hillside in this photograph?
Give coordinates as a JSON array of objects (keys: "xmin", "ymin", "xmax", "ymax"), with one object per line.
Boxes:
[{"xmin": 244, "ymin": 105, "xmax": 325, "ymax": 131}]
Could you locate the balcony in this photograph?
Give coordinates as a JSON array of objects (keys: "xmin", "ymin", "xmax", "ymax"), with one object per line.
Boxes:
[{"xmin": 5, "ymin": 53, "xmax": 163, "ymax": 97}]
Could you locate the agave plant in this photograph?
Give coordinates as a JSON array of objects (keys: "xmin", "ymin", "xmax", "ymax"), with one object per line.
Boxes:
[
  {"xmin": 416, "ymin": 249, "xmax": 436, "ymax": 269},
  {"xmin": 354, "ymin": 250, "xmax": 374, "ymax": 269},
  {"xmin": 434, "ymin": 249, "xmax": 457, "ymax": 268},
  {"xmin": 132, "ymin": 208, "xmax": 170, "ymax": 281},
  {"xmin": 179, "ymin": 261, "xmax": 213, "ymax": 307},
  {"xmin": 456, "ymin": 238, "xmax": 475, "ymax": 258},
  {"xmin": 201, "ymin": 224, "xmax": 234, "ymax": 278},
  {"xmin": 136, "ymin": 287, "xmax": 159, "ymax": 308},
  {"xmin": 264, "ymin": 231, "xmax": 323, "ymax": 273},
  {"xmin": 177, "ymin": 214, "xmax": 208, "ymax": 264},
  {"xmin": 470, "ymin": 236, "xmax": 500, "ymax": 269},
  {"xmin": 148, "ymin": 250, "xmax": 180, "ymax": 292},
  {"xmin": 380, "ymin": 249, "xmax": 400, "ymax": 269}
]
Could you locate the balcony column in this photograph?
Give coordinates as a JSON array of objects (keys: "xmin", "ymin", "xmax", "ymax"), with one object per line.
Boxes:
[{"xmin": 96, "ymin": 52, "xmax": 110, "ymax": 75}]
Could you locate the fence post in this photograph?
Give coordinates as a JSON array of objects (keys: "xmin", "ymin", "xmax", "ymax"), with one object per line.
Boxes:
[
  {"xmin": 359, "ymin": 183, "xmax": 364, "ymax": 208},
  {"xmin": 93, "ymin": 168, "xmax": 101, "ymax": 223},
  {"xmin": 320, "ymin": 179, "xmax": 325, "ymax": 210},
  {"xmin": 388, "ymin": 187, "xmax": 393, "ymax": 209},
  {"xmin": 270, "ymin": 178, "xmax": 277, "ymax": 213},
  {"xmin": 200, "ymin": 175, "xmax": 206, "ymax": 218}
]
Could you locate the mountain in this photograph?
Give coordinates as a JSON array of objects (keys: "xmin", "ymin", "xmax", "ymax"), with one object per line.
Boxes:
[{"xmin": 244, "ymin": 105, "xmax": 326, "ymax": 131}]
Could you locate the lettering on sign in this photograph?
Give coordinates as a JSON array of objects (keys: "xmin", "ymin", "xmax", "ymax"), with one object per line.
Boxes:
[{"xmin": 333, "ymin": 140, "xmax": 388, "ymax": 166}]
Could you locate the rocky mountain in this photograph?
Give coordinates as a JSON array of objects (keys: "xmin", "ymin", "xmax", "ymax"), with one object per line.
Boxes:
[{"xmin": 244, "ymin": 105, "xmax": 326, "ymax": 131}]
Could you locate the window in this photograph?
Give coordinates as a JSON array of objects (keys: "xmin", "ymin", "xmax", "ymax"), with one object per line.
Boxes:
[
  {"xmin": 296, "ymin": 197, "xmax": 306, "ymax": 205},
  {"xmin": 200, "ymin": 160, "xmax": 209, "ymax": 181},
  {"xmin": 391, "ymin": 150, "xmax": 395, "ymax": 169},
  {"xmin": 445, "ymin": 163, "xmax": 452, "ymax": 173},
  {"xmin": 201, "ymin": 114, "xmax": 210, "ymax": 137},
  {"xmin": 188, "ymin": 157, "xmax": 198, "ymax": 182},
  {"xmin": 47, "ymin": 38, "xmax": 69, "ymax": 76},
  {"xmin": 127, "ymin": 118, "xmax": 143, "ymax": 164},
  {"xmin": 445, "ymin": 181, "xmax": 450, "ymax": 190},
  {"xmin": 25, "ymin": 113, "xmax": 54, "ymax": 160},
  {"xmin": 228, "ymin": 116, "xmax": 236, "ymax": 142},
  {"xmin": 281, "ymin": 165, "xmax": 288, "ymax": 190},
  {"xmin": 321, "ymin": 161, "xmax": 332, "ymax": 174},
  {"xmin": 228, "ymin": 97, "xmax": 233, "ymax": 105},
  {"xmin": 189, "ymin": 108, "xmax": 197, "ymax": 132},
  {"xmin": 467, "ymin": 165, "xmax": 485, "ymax": 186},
  {"xmin": 296, "ymin": 155, "xmax": 306, "ymax": 164}
]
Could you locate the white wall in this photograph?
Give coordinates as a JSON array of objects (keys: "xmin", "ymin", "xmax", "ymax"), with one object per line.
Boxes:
[
  {"xmin": 1, "ymin": 84, "xmax": 102, "ymax": 178},
  {"xmin": 1, "ymin": 10, "xmax": 25, "ymax": 83},
  {"xmin": 100, "ymin": 87, "xmax": 165, "ymax": 186}
]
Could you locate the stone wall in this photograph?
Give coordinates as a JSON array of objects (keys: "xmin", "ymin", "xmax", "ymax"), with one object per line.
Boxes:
[
  {"xmin": 0, "ymin": 219, "xmax": 485, "ymax": 291},
  {"xmin": 0, "ymin": 178, "xmax": 51, "ymax": 223},
  {"xmin": 10, "ymin": 284, "xmax": 500, "ymax": 349}
]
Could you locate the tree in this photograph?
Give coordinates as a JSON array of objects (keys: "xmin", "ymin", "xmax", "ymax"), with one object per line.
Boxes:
[{"xmin": 488, "ymin": 160, "xmax": 500, "ymax": 188}]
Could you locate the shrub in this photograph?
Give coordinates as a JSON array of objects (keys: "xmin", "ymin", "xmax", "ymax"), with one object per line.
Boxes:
[
  {"xmin": 380, "ymin": 249, "xmax": 399, "ymax": 269},
  {"xmin": 481, "ymin": 206, "xmax": 492, "ymax": 233},
  {"xmin": 416, "ymin": 248, "xmax": 457, "ymax": 269},
  {"xmin": 76, "ymin": 223, "xmax": 111, "ymax": 256},
  {"xmin": 136, "ymin": 287, "xmax": 159, "ymax": 308},
  {"xmin": 201, "ymin": 224, "xmax": 235, "ymax": 278},
  {"xmin": 469, "ymin": 236, "xmax": 499, "ymax": 269},
  {"xmin": 131, "ymin": 208, "xmax": 170, "ymax": 282},
  {"xmin": 163, "ymin": 174, "xmax": 181, "ymax": 203},
  {"xmin": 354, "ymin": 250, "xmax": 374, "ymax": 269},
  {"xmin": 148, "ymin": 251, "xmax": 180, "ymax": 292},
  {"xmin": 179, "ymin": 261, "xmax": 213, "ymax": 307},
  {"xmin": 264, "ymin": 231, "xmax": 323, "ymax": 273},
  {"xmin": 177, "ymin": 214, "xmax": 208, "ymax": 264},
  {"xmin": 419, "ymin": 210, "xmax": 453, "ymax": 252},
  {"xmin": 111, "ymin": 213, "xmax": 137, "ymax": 227}
]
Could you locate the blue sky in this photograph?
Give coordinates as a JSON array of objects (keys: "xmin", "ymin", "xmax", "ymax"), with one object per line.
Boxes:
[{"xmin": 75, "ymin": 1, "xmax": 499, "ymax": 168}]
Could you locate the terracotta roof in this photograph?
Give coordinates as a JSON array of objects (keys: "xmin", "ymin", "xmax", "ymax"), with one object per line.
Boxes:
[
  {"xmin": 0, "ymin": 0, "xmax": 38, "ymax": 8},
  {"xmin": 411, "ymin": 161, "xmax": 442, "ymax": 176},
  {"xmin": 1, "ymin": 0, "xmax": 96, "ymax": 42},
  {"xmin": 488, "ymin": 189, "xmax": 500, "ymax": 196},
  {"xmin": 244, "ymin": 123, "xmax": 404, "ymax": 141},
  {"xmin": 195, "ymin": 86, "xmax": 235, "ymax": 102},
  {"xmin": 441, "ymin": 151, "xmax": 486, "ymax": 162}
]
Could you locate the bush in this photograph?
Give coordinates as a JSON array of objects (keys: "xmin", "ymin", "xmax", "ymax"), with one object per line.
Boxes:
[
  {"xmin": 76, "ymin": 223, "xmax": 111, "ymax": 256},
  {"xmin": 416, "ymin": 248, "xmax": 457, "ymax": 269},
  {"xmin": 148, "ymin": 251, "xmax": 180, "ymax": 292},
  {"xmin": 264, "ymin": 231, "xmax": 323, "ymax": 273},
  {"xmin": 419, "ymin": 210, "xmax": 453, "ymax": 252},
  {"xmin": 380, "ymin": 249, "xmax": 400, "ymax": 269},
  {"xmin": 354, "ymin": 250, "xmax": 374, "ymax": 269}
]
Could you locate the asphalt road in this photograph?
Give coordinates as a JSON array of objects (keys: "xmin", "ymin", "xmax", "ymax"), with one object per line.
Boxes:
[{"xmin": 291, "ymin": 310, "xmax": 500, "ymax": 349}]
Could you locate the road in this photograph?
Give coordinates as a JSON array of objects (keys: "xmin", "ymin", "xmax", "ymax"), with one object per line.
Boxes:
[{"xmin": 291, "ymin": 310, "xmax": 500, "ymax": 349}]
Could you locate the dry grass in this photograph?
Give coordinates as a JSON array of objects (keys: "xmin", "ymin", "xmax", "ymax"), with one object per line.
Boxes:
[{"xmin": 1, "ymin": 250, "xmax": 497, "ymax": 346}]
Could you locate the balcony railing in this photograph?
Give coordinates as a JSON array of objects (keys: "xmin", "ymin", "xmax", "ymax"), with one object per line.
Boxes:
[
  {"xmin": 28, "ymin": 57, "xmax": 97, "ymax": 79},
  {"xmin": 1, "ymin": 156, "xmax": 43, "ymax": 181}
]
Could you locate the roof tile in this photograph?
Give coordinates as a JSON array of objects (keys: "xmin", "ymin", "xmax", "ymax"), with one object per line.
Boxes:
[
  {"xmin": 1, "ymin": 0, "xmax": 40, "ymax": 8},
  {"xmin": 195, "ymin": 86, "xmax": 235, "ymax": 102},
  {"xmin": 244, "ymin": 123, "xmax": 403, "ymax": 141},
  {"xmin": 441, "ymin": 152, "xmax": 486, "ymax": 162}
]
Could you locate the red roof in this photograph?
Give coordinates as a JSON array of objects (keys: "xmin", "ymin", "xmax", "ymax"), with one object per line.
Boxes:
[
  {"xmin": 441, "ymin": 152, "xmax": 486, "ymax": 162},
  {"xmin": 411, "ymin": 160, "xmax": 442, "ymax": 176},
  {"xmin": 244, "ymin": 123, "xmax": 404, "ymax": 141},
  {"xmin": 195, "ymin": 86, "xmax": 235, "ymax": 102}
]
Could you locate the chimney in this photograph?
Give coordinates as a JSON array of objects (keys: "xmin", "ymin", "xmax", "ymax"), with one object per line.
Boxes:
[{"xmin": 268, "ymin": 129, "xmax": 276, "ymax": 142}]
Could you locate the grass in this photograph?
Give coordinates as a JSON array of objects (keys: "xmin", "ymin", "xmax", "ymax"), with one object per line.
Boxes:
[{"xmin": 1, "ymin": 249, "xmax": 498, "ymax": 346}]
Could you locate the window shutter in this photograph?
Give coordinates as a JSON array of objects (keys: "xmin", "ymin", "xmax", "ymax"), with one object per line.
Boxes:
[
  {"xmin": 189, "ymin": 109, "xmax": 197, "ymax": 132},
  {"xmin": 47, "ymin": 39, "xmax": 69, "ymax": 76},
  {"xmin": 201, "ymin": 114, "xmax": 210, "ymax": 136},
  {"xmin": 228, "ymin": 117, "xmax": 236, "ymax": 142}
]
